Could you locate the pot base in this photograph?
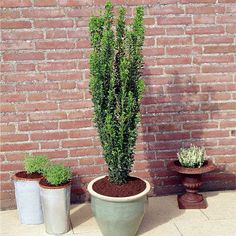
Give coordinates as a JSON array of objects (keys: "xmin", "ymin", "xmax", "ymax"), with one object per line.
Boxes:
[{"xmin": 178, "ymin": 193, "xmax": 207, "ymax": 209}]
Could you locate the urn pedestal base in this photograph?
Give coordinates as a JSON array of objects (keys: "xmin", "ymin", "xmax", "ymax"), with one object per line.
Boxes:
[{"xmin": 178, "ymin": 193, "xmax": 206, "ymax": 209}]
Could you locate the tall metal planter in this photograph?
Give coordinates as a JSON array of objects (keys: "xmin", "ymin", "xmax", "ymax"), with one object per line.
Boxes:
[
  {"xmin": 14, "ymin": 171, "xmax": 43, "ymax": 224},
  {"xmin": 39, "ymin": 180, "xmax": 71, "ymax": 235}
]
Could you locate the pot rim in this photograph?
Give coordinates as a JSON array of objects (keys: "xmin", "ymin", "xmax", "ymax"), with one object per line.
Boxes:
[
  {"xmin": 39, "ymin": 179, "xmax": 72, "ymax": 189},
  {"xmin": 87, "ymin": 175, "xmax": 151, "ymax": 202},
  {"xmin": 167, "ymin": 159, "xmax": 216, "ymax": 175},
  {"xmin": 14, "ymin": 171, "xmax": 43, "ymax": 181}
]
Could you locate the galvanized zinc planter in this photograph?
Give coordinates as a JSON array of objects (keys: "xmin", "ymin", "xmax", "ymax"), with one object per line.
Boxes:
[
  {"xmin": 14, "ymin": 171, "xmax": 43, "ymax": 225},
  {"xmin": 39, "ymin": 180, "xmax": 71, "ymax": 235}
]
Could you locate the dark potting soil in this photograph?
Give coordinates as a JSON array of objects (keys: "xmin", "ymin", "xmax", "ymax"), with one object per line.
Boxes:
[
  {"xmin": 92, "ymin": 176, "xmax": 146, "ymax": 197},
  {"xmin": 39, "ymin": 178, "xmax": 71, "ymax": 188},
  {"xmin": 15, "ymin": 171, "xmax": 42, "ymax": 179}
]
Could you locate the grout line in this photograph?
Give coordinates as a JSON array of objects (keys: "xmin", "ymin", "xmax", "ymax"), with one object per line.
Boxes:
[
  {"xmin": 200, "ymin": 209, "xmax": 210, "ymax": 220},
  {"xmin": 174, "ymin": 222, "xmax": 183, "ymax": 236}
]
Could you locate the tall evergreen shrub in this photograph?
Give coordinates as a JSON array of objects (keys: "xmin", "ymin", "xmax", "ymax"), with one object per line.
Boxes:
[{"xmin": 89, "ymin": 1, "xmax": 145, "ymax": 184}]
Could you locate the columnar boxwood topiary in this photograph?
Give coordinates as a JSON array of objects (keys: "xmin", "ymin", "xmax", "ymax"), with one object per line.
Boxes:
[{"xmin": 89, "ymin": 1, "xmax": 145, "ymax": 184}]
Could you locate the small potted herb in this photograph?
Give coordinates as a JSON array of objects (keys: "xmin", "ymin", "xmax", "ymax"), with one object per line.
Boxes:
[
  {"xmin": 14, "ymin": 155, "xmax": 49, "ymax": 224},
  {"xmin": 39, "ymin": 164, "xmax": 72, "ymax": 235},
  {"xmin": 168, "ymin": 145, "xmax": 216, "ymax": 209}
]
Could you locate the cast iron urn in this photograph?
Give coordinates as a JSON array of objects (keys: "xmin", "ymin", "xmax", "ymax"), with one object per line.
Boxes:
[{"xmin": 167, "ymin": 160, "xmax": 216, "ymax": 209}]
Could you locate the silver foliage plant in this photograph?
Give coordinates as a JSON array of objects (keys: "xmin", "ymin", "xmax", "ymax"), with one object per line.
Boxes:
[{"xmin": 177, "ymin": 144, "xmax": 205, "ymax": 168}]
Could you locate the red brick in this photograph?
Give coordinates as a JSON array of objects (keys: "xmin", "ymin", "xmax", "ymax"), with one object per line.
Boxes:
[
  {"xmin": 48, "ymin": 92, "xmax": 83, "ymax": 100},
  {"xmin": 0, "ymin": 10, "xmax": 21, "ymax": 19},
  {"xmin": 201, "ymin": 103, "xmax": 236, "ymax": 111},
  {"xmin": 31, "ymin": 132, "xmax": 67, "ymax": 141},
  {"xmin": 0, "ymin": 0, "xmax": 32, "ymax": 8},
  {"xmin": 16, "ymin": 83, "xmax": 58, "ymax": 92},
  {"xmin": 41, "ymin": 141, "xmax": 60, "ymax": 150},
  {"xmin": 183, "ymin": 122, "xmax": 218, "ymax": 130},
  {"xmin": 0, "ymin": 125, "xmax": 15, "ymax": 133},
  {"xmin": 18, "ymin": 122, "xmax": 58, "ymax": 131},
  {"xmin": 165, "ymin": 66, "xmax": 200, "ymax": 75},
  {"xmin": 67, "ymin": 30, "xmax": 89, "ymax": 38},
  {"xmin": 1, "ymin": 21, "xmax": 31, "ymax": 29},
  {"xmin": 34, "ymin": 0, "xmax": 57, "ymax": 7},
  {"xmin": 28, "ymin": 93, "xmax": 47, "ymax": 101},
  {"xmin": 60, "ymin": 120, "xmax": 92, "ymax": 129},
  {"xmin": 62, "ymin": 139, "xmax": 93, "ymax": 148},
  {"xmin": 193, "ymin": 16, "xmax": 215, "ymax": 24},
  {"xmin": 211, "ymin": 112, "xmax": 236, "ymax": 120},
  {"xmin": 22, "ymin": 9, "xmax": 65, "ymax": 18},
  {"xmin": 193, "ymin": 55, "xmax": 234, "ymax": 64},
  {"xmin": 217, "ymin": 16, "xmax": 236, "ymax": 24},
  {"xmin": 0, "ymin": 134, "xmax": 28, "ymax": 143},
  {"xmin": 202, "ymin": 65, "xmax": 236, "ymax": 73},
  {"xmin": 194, "ymin": 74, "xmax": 233, "ymax": 83},
  {"xmin": 0, "ymin": 104, "xmax": 15, "ymax": 113},
  {"xmin": 3, "ymin": 52, "xmax": 44, "ymax": 61},
  {"xmin": 166, "ymin": 28, "xmax": 185, "ymax": 35},
  {"xmin": 59, "ymin": 0, "xmax": 93, "ymax": 6},
  {"xmin": 0, "ymin": 94, "xmax": 26, "ymax": 103},
  {"xmin": 79, "ymin": 158, "xmax": 94, "ymax": 165},
  {"xmin": 34, "ymin": 20, "xmax": 73, "ymax": 28},
  {"xmin": 0, "ymin": 64, "xmax": 14, "ymax": 72},
  {"xmin": 1, "ymin": 42, "xmax": 34, "ymax": 50},
  {"xmin": 148, "ymin": 6, "xmax": 184, "ymax": 15},
  {"xmin": 181, "ymin": 0, "xmax": 216, "ymax": 3},
  {"xmin": 186, "ymin": 26, "xmax": 224, "ymax": 35},
  {"xmin": 3, "ymin": 153, "xmax": 25, "ymax": 162},
  {"xmin": 157, "ymin": 17, "xmax": 192, "ymax": 25},
  {"xmin": 195, "ymin": 36, "xmax": 234, "ymax": 44},
  {"xmin": 192, "ymin": 131, "xmax": 229, "ymax": 139},
  {"xmin": 226, "ymin": 26, "xmax": 236, "ymax": 34},
  {"xmin": 59, "ymin": 100, "xmax": 92, "ymax": 110},
  {"xmin": 29, "ymin": 112, "xmax": 66, "ymax": 122},
  {"xmin": 33, "ymin": 151, "xmax": 67, "ymax": 159},
  {"xmin": 156, "ymin": 57, "xmax": 191, "ymax": 65},
  {"xmin": 2, "ymin": 31, "xmax": 44, "ymax": 40},
  {"xmin": 68, "ymin": 110, "xmax": 93, "ymax": 119},
  {"xmin": 210, "ymin": 93, "xmax": 231, "ymax": 101},
  {"xmin": 220, "ymin": 121, "xmax": 236, "ymax": 129},
  {"xmin": 60, "ymin": 82, "xmax": 76, "ymax": 89},
  {"xmin": 76, "ymin": 39, "xmax": 91, "ymax": 49},
  {"xmin": 70, "ymin": 148, "xmax": 101, "ymax": 157},
  {"xmin": 173, "ymin": 113, "xmax": 208, "ymax": 122},
  {"xmin": 186, "ymin": 6, "xmax": 225, "ymax": 14},
  {"xmin": 47, "ymin": 51, "xmax": 83, "ymax": 60},
  {"xmin": 4, "ymin": 74, "xmax": 45, "ymax": 82},
  {"xmin": 157, "ymin": 37, "xmax": 192, "ymax": 45},
  {"xmin": 206, "ymin": 148, "xmax": 236, "ymax": 156},
  {"xmin": 38, "ymin": 62, "xmax": 76, "ymax": 71},
  {"xmin": 166, "ymin": 46, "xmax": 201, "ymax": 55},
  {"xmin": 145, "ymin": 28, "xmax": 166, "ymax": 36},
  {"xmin": 69, "ymin": 129, "xmax": 97, "ymax": 139},
  {"xmin": 204, "ymin": 46, "xmax": 236, "ymax": 54},
  {"xmin": 16, "ymin": 64, "xmax": 36, "ymax": 72},
  {"xmin": 0, "ymin": 143, "xmax": 39, "ymax": 152},
  {"xmin": 46, "ymin": 30, "xmax": 67, "ymax": 39},
  {"xmin": 16, "ymin": 102, "xmax": 58, "ymax": 112},
  {"xmin": 36, "ymin": 41, "xmax": 74, "ymax": 50},
  {"xmin": 1, "ymin": 114, "xmax": 27, "ymax": 123}
]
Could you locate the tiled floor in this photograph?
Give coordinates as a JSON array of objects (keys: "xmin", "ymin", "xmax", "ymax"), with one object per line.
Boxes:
[{"xmin": 0, "ymin": 191, "xmax": 236, "ymax": 236}]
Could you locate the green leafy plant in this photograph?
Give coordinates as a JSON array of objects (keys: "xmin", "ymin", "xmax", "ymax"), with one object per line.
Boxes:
[
  {"xmin": 177, "ymin": 145, "xmax": 205, "ymax": 168},
  {"xmin": 89, "ymin": 1, "xmax": 145, "ymax": 184},
  {"xmin": 24, "ymin": 155, "xmax": 49, "ymax": 174},
  {"xmin": 44, "ymin": 164, "xmax": 72, "ymax": 186}
]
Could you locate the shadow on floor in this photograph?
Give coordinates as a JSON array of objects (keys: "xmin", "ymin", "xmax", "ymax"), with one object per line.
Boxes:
[
  {"xmin": 137, "ymin": 195, "xmax": 184, "ymax": 235},
  {"xmin": 70, "ymin": 204, "xmax": 92, "ymax": 228}
]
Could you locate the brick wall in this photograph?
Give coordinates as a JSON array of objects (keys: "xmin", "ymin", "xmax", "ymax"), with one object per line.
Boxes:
[{"xmin": 1, "ymin": 0, "xmax": 236, "ymax": 209}]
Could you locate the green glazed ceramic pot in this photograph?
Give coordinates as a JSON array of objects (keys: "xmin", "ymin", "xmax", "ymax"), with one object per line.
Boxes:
[{"xmin": 88, "ymin": 176, "xmax": 151, "ymax": 236}]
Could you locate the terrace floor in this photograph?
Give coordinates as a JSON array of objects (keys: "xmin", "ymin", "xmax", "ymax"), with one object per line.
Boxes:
[{"xmin": 0, "ymin": 190, "xmax": 236, "ymax": 236}]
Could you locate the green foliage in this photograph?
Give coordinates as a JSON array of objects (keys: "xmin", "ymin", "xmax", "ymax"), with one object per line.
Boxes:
[
  {"xmin": 24, "ymin": 155, "xmax": 49, "ymax": 174},
  {"xmin": 89, "ymin": 1, "xmax": 145, "ymax": 184},
  {"xmin": 44, "ymin": 164, "xmax": 72, "ymax": 186},
  {"xmin": 177, "ymin": 145, "xmax": 205, "ymax": 168}
]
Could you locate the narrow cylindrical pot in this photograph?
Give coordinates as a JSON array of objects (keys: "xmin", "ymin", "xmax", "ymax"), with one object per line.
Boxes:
[
  {"xmin": 14, "ymin": 171, "xmax": 43, "ymax": 224},
  {"xmin": 39, "ymin": 180, "xmax": 71, "ymax": 235},
  {"xmin": 88, "ymin": 176, "xmax": 151, "ymax": 236}
]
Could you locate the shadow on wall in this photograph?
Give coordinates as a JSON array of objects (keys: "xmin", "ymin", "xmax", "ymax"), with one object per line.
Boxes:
[{"xmin": 136, "ymin": 70, "xmax": 236, "ymax": 197}]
